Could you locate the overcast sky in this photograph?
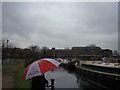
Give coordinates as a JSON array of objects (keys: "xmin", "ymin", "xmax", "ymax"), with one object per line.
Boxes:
[{"xmin": 2, "ymin": 2, "xmax": 118, "ymax": 50}]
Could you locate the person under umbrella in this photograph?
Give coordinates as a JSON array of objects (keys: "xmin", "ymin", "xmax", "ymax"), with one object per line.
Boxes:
[{"xmin": 22, "ymin": 58, "xmax": 61, "ymax": 90}]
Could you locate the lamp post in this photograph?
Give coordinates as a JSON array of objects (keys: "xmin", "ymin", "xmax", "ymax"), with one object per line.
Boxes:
[
  {"xmin": 7, "ymin": 40, "xmax": 9, "ymax": 48},
  {"xmin": 7, "ymin": 40, "xmax": 9, "ymax": 63}
]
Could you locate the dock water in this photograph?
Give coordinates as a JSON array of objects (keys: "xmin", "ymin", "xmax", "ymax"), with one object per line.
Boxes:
[{"xmin": 45, "ymin": 66, "xmax": 108, "ymax": 89}]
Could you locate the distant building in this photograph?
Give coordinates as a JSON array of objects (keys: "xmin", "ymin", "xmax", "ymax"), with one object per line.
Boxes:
[
  {"xmin": 47, "ymin": 46, "xmax": 103, "ymax": 60},
  {"xmin": 72, "ymin": 46, "xmax": 102, "ymax": 60},
  {"xmin": 46, "ymin": 46, "xmax": 115, "ymax": 61},
  {"xmin": 102, "ymin": 49, "xmax": 112, "ymax": 57},
  {"xmin": 47, "ymin": 48, "xmax": 72, "ymax": 58}
]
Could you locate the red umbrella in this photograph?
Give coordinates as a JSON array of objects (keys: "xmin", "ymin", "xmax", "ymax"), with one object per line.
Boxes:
[{"xmin": 22, "ymin": 58, "xmax": 61, "ymax": 80}]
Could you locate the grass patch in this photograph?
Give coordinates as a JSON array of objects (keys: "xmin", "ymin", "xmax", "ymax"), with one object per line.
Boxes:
[{"xmin": 2, "ymin": 59, "xmax": 31, "ymax": 88}]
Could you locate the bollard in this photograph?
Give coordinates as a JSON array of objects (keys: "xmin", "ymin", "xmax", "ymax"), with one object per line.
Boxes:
[{"xmin": 50, "ymin": 79, "xmax": 55, "ymax": 90}]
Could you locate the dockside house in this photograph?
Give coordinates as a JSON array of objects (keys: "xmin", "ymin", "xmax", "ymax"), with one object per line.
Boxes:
[
  {"xmin": 102, "ymin": 49, "xmax": 112, "ymax": 57},
  {"xmin": 72, "ymin": 47, "xmax": 102, "ymax": 60}
]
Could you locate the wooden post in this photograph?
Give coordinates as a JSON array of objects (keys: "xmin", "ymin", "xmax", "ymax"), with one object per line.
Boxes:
[{"xmin": 51, "ymin": 79, "xmax": 55, "ymax": 90}]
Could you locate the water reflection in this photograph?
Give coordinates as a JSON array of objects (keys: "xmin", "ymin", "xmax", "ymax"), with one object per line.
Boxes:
[{"xmin": 46, "ymin": 67, "xmax": 106, "ymax": 89}]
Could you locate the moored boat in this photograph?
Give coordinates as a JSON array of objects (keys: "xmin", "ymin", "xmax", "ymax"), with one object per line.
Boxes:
[{"xmin": 76, "ymin": 60, "xmax": 120, "ymax": 89}]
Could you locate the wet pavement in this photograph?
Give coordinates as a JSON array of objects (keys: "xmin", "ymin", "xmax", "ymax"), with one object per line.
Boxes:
[{"xmin": 45, "ymin": 67, "xmax": 106, "ymax": 89}]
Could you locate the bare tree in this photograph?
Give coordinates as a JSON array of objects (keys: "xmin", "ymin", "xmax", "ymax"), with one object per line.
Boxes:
[
  {"xmin": 28, "ymin": 45, "xmax": 40, "ymax": 52},
  {"xmin": 86, "ymin": 44, "xmax": 97, "ymax": 47},
  {"xmin": 2, "ymin": 33, "xmax": 18, "ymax": 48},
  {"xmin": 2, "ymin": 33, "xmax": 19, "ymax": 63},
  {"xmin": 27, "ymin": 45, "xmax": 41, "ymax": 59},
  {"xmin": 2, "ymin": 33, "xmax": 8, "ymax": 48},
  {"xmin": 41, "ymin": 46, "xmax": 49, "ymax": 57}
]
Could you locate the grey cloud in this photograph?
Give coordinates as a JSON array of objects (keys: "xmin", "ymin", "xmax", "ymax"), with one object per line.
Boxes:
[{"xmin": 2, "ymin": 2, "xmax": 118, "ymax": 50}]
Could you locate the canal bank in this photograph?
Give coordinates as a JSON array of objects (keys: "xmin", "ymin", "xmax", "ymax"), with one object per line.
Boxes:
[{"xmin": 76, "ymin": 65, "xmax": 120, "ymax": 90}]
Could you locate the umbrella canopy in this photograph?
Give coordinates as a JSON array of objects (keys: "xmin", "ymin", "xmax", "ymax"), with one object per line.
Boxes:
[{"xmin": 22, "ymin": 58, "xmax": 61, "ymax": 79}]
